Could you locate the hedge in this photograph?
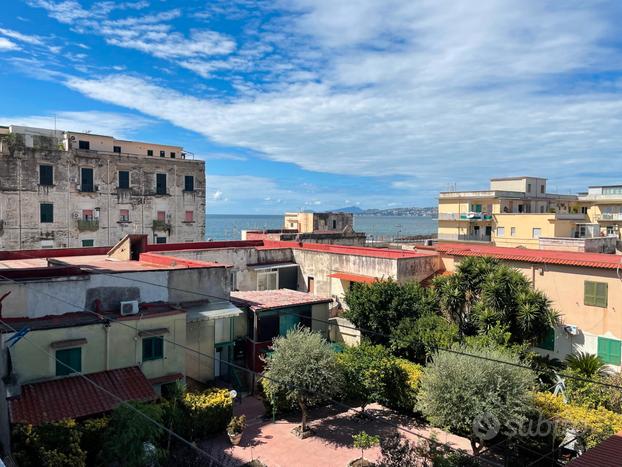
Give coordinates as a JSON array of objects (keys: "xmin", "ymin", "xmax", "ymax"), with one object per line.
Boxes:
[
  {"xmin": 534, "ymin": 392, "xmax": 622, "ymax": 449},
  {"xmin": 182, "ymin": 388, "xmax": 233, "ymax": 439}
]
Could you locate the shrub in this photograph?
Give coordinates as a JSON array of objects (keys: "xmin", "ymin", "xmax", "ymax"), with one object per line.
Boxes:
[
  {"xmin": 183, "ymin": 388, "xmax": 233, "ymax": 439},
  {"xmin": 80, "ymin": 417, "xmax": 109, "ymax": 466},
  {"xmin": 12, "ymin": 419, "xmax": 86, "ymax": 467},
  {"xmin": 534, "ymin": 392, "xmax": 622, "ymax": 449},
  {"xmin": 390, "ymin": 314, "xmax": 459, "ymax": 362},
  {"xmin": 417, "ymin": 345, "xmax": 536, "ymax": 454},
  {"xmin": 565, "ymin": 352, "xmax": 609, "ymax": 378},
  {"xmin": 392, "ymin": 358, "xmax": 423, "ymax": 413},
  {"xmin": 260, "ymin": 375, "xmax": 296, "ymax": 418},
  {"xmin": 227, "ymin": 415, "xmax": 246, "ymax": 435}
]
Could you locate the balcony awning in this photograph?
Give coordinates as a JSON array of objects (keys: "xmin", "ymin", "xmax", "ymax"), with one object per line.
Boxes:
[
  {"xmin": 185, "ymin": 301, "xmax": 244, "ymax": 322},
  {"xmin": 248, "ymin": 262, "xmax": 298, "ymax": 271},
  {"xmin": 328, "ymin": 272, "xmax": 378, "ymax": 283}
]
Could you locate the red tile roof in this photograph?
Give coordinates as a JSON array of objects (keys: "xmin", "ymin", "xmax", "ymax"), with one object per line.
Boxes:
[
  {"xmin": 567, "ymin": 431, "xmax": 622, "ymax": 466},
  {"xmin": 328, "ymin": 272, "xmax": 378, "ymax": 283},
  {"xmin": 231, "ymin": 289, "xmax": 332, "ymax": 311},
  {"xmin": 9, "ymin": 366, "xmax": 156, "ymax": 425},
  {"xmin": 435, "ymin": 243, "xmax": 622, "ymax": 270}
]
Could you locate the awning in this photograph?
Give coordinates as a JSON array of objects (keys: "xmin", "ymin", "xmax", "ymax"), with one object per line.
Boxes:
[
  {"xmin": 185, "ymin": 301, "xmax": 245, "ymax": 322},
  {"xmin": 9, "ymin": 366, "xmax": 156, "ymax": 425},
  {"xmin": 248, "ymin": 262, "xmax": 298, "ymax": 271},
  {"xmin": 328, "ymin": 272, "xmax": 378, "ymax": 283}
]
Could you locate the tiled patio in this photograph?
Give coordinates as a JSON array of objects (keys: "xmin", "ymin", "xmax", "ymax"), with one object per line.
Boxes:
[{"xmin": 200, "ymin": 396, "xmax": 472, "ymax": 467}]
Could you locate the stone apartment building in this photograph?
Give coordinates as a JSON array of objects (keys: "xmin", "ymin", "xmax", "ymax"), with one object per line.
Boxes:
[{"xmin": 0, "ymin": 125, "xmax": 205, "ymax": 249}]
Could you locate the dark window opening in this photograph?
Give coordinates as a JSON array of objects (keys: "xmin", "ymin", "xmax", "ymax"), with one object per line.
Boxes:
[
  {"xmin": 160, "ymin": 150, "xmax": 165, "ymax": 157},
  {"xmin": 142, "ymin": 336, "xmax": 164, "ymax": 361},
  {"xmin": 82, "ymin": 239, "xmax": 94, "ymax": 247},
  {"xmin": 40, "ymin": 203, "xmax": 53, "ymax": 223},
  {"xmin": 147, "ymin": 149, "xmax": 153, "ymax": 156},
  {"xmin": 113, "ymin": 146, "xmax": 121, "ymax": 153},
  {"xmin": 184, "ymin": 175, "xmax": 194, "ymax": 192},
  {"xmin": 257, "ymin": 314, "xmax": 279, "ymax": 342},
  {"xmin": 118, "ymin": 170, "xmax": 130, "ymax": 189},
  {"xmin": 156, "ymin": 173, "xmax": 167, "ymax": 195},
  {"xmin": 156, "ymin": 236, "xmax": 167, "ymax": 244},
  {"xmin": 56, "ymin": 347, "xmax": 81, "ymax": 376},
  {"xmin": 78, "ymin": 140, "xmax": 90, "ymax": 150},
  {"xmin": 40, "ymin": 165, "xmax": 53, "ymax": 186},
  {"xmin": 81, "ymin": 167, "xmax": 94, "ymax": 192},
  {"xmin": 170, "ymin": 152, "xmax": 176, "ymax": 158}
]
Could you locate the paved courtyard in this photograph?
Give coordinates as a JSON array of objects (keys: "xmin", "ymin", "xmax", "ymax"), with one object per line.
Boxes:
[{"xmin": 201, "ymin": 396, "xmax": 472, "ymax": 467}]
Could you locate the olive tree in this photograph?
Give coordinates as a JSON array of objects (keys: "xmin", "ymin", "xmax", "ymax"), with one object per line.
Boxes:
[
  {"xmin": 416, "ymin": 345, "xmax": 536, "ymax": 455},
  {"xmin": 263, "ymin": 326, "xmax": 342, "ymax": 433}
]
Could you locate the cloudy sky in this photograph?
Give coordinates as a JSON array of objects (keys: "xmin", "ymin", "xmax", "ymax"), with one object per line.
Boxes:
[{"xmin": 1, "ymin": 1, "xmax": 621, "ymax": 213}]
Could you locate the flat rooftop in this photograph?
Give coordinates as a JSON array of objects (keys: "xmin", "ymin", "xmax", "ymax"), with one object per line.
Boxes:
[{"xmin": 231, "ymin": 289, "xmax": 332, "ymax": 312}]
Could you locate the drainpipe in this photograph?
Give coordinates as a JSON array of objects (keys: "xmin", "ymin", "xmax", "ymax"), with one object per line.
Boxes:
[
  {"xmin": 104, "ymin": 322, "xmax": 111, "ymax": 370},
  {"xmin": 17, "ymin": 158, "xmax": 21, "ymax": 249},
  {"xmin": 107, "ymin": 158, "xmax": 111, "ymax": 246}
]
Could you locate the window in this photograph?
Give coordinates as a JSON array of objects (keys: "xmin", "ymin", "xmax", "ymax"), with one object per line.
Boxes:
[
  {"xmin": 497, "ymin": 227, "xmax": 505, "ymax": 237},
  {"xmin": 78, "ymin": 140, "xmax": 90, "ymax": 150},
  {"xmin": 39, "ymin": 165, "xmax": 53, "ymax": 186},
  {"xmin": 537, "ymin": 328, "xmax": 555, "ymax": 351},
  {"xmin": 156, "ymin": 236, "xmax": 167, "ymax": 244},
  {"xmin": 185, "ymin": 210, "xmax": 194, "ymax": 222},
  {"xmin": 142, "ymin": 336, "xmax": 164, "ymax": 361},
  {"xmin": 147, "ymin": 149, "xmax": 153, "ymax": 156},
  {"xmin": 81, "ymin": 167, "xmax": 94, "ymax": 192},
  {"xmin": 511, "ymin": 227, "xmax": 516, "ymax": 237},
  {"xmin": 540, "ymin": 185, "xmax": 545, "ymax": 194},
  {"xmin": 157, "ymin": 210, "xmax": 166, "ymax": 221},
  {"xmin": 160, "ymin": 150, "xmax": 165, "ymax": 157},
  {"xmin": 257, "ymin": 314, "xmax": 279, "ymax": 342},
  {"xmin": 82, "ymin": 209, "xmax": 93, "ymax": 220},
  {"xmin": 113, "ymin": 145, "xmax": 121, "ymax": 153},
  {"xmin": 215, "ymin": 318, "xmax": 232, "ymax": 344},
  {"xmin": 119, "ymin": 209, "xmax": 130, "ymax": 222},
  {"xmin": 40, "ymin": 203, "xmax": 53, "ymax": 223},
  {"xmin": 532, "ymin": 228, "xmax": 541, "ymax": 239},
  {"xmin": 156, "ymin": 173, "xmax": 167, "ymax": 195},
  {"xmin": 82, "ymin": 239, "xmax": 94, "ymax": 247},
  {"xmin": 184, "ymin": 175, "xmax": 194, "ymax": 192},
  {"xmin": 332, "ymin": 219, "xmax": 337, "ymax": 229},
  {"xmin": 585, "ymin": 281, "xmax": 608, "ymax": 308},
  {"xmin": 527, "ymin": 183, "xmax": 532, "ymax": 192},
  {"xmin": 540, "ymin": 206, "xmax": 545, "ymax": 213},
  {"xmin": 118, "ymin": 170, "xmax": 130, "ymax": 189},
  {"xmin": 598, "ymin": 337, "xmax": 621, "ymax": 366},
  {"xmin": 257, "ymin": 270, "xmax": 278, "ymax": 290},
  {"xmin": 170, "ymin": 152, "xmax": 176, "ymax": 158},
  {"xmin": 56, "ymin": 347, "xmax": 81, "ymax": 376},
  {"xmin": 581, "ymin": 206, "xmax": 588, "ymax": 214}
]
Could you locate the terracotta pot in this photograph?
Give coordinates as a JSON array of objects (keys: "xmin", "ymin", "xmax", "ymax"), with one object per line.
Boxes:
[{"xmin": 228, "ymin": 432, "xmax": 243, "ymax": 446}]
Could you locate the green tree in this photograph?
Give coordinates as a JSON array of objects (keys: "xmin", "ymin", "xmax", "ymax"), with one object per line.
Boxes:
[
  {"xmin": 565, "ymin": 352, "xmax": 609, "ymax": 378},
  {"xmin": 12, "ymin": 419, "xmax": 86, "ymax": 467},
  {"xmin": 263, "ymin": 326, "xmax": 342, "ymax": 433},
  {"xmin": 390, "ymin": 313, "xmax": 459, "ymax": 362},
  {"xmin": 343, "ymin": 279, "xmax": 436, "ymax": 345},
  {"xmin": 417, "ymin": 345, "xmax": 536, "ymax": 455},
  {"xmin": 102, "ymin": 402, "xmax": 164, "ymax": 467},
  {"xmin": 352, "ymin": 431, "xmax": 380, "ymax": 462}
]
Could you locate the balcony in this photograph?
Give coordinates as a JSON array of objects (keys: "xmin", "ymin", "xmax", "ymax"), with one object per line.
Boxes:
[
  {"xmin": 438, "ymin": 233, "xmax": 492, "ymax": 243},
  {"xmin": 152, "ymin": 220, "xmax": 171, "ymax": 232},
  {"xmin": 77, "ymin": 220, "xmax": 99, "ymax": 231},
  {"xmin": 438, "ymin": 212, "xmax": 493, "ymax": 221},
  {"xmin": 596, "ymin": 213, "xmax": 622, "ymax": 221}
]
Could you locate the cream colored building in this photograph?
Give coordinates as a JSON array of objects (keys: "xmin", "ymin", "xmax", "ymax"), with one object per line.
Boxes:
[
  {"xmin": 438, "ymin": 176, "xmax": 620, "ymax": 252},
  {"xmin": 0, "ymin": 125, "xmax": 205, "ymax": 250},
  {"xmin": 284, "ymin": 211, "xmax": 354, "ymax": 233}
]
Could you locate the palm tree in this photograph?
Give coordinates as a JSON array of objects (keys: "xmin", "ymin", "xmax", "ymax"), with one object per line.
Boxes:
[{"xmin": 565, "ymin": 352, "xmax": 610, "ymax": 378}]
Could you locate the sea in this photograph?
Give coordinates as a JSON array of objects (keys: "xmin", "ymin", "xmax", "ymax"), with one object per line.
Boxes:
[{"xmin": 205, "ymin": 214, "xmax": 438, "ymax": 241}]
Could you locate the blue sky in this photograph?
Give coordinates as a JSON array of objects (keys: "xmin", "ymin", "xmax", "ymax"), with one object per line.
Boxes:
[{"xmin": 1, "ymin": 1, "xmax": 622, "ymax": 214}]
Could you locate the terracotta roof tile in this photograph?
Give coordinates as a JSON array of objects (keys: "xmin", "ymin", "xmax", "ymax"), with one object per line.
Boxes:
[
  {"xmin": 567, "ymin": 431, "xmax": 622, "ymax": 466},
  {"xmin": 436, "ymin": 243, "xmax": 622, "ymax": 270},
  {"xmin": 9, "ymin": 366, "xmax": 156, "ymax": 425},
  {"xmin": 230, "ymin": 289, "xmax": 332, "ymax": 312}
]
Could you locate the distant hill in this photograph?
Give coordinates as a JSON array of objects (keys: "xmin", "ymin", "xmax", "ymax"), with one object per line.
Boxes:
[{"xmin": 332, "ymin": 206, "xmax": 438, "ymax": 217}]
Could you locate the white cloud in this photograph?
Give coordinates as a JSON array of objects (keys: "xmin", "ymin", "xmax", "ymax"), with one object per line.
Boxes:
[
  {"xmin": 0, "ymin": 28, "xmax": 45, "ymax": 46},
  {"xmin": 0, "ymin": 38, "xmax": 20, "ymax": 51},
  {"xmin": 0, "ymin": 111, "xmax": 154, "ymax": 139}
]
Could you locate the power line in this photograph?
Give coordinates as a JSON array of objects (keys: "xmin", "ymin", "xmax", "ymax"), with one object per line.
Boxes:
[{"xmin": 0, "ymin": 317, "xmax": 226, "ymax": 467}]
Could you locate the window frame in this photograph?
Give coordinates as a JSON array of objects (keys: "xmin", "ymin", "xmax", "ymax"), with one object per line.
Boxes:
[
  {"xmin": 147, "ymin": 149, "xmax": 153, "ymax": 157},
  {"xmin": 119, "ymin": 209, "xmax": 130, "ymax": 222},
  {"xmin": 532, "ymin": 228, "xmax": 541, "ymax": 239},
  {"xmin": 113, "ymin": 145, "xmax": 122, "ymax": 153},
  {"xmin": 39, "ymin": 165, "xmax": 54, "ymax": 186},
  {"xmin": 184, "ymin": 210, "xmax": 194, "ymax": 222},
  {"xmin": 497, "ymin": 227, "xmax": 505, "ymax": 237},
  {"xmin": 81, "ymin": 239, "xmax": 94, "ymax": 247},
  {"xmin": 80, "ymin": 167, "xmax": 94, "ymax": 192},
  {"xmin": 156, "ymin": 173, "xmax": 167, "ymax": 195},
  {"xmin": 56, "ymin": 347, "xmax": 82, "ymax": 376},
  {"xmin": 78, "ymin": 140, "xmax": 90, "ymax": 150},
  {"xmin": 142, "ymin": 336, "xmax": 164, "ymax": 361},
  {"xmin": 584, "ymin": 281, "xmax": 608, "ymax": 308},
  {"xmin": 184, "ymin": 175, "xmax": 194, "ymax": 192}
]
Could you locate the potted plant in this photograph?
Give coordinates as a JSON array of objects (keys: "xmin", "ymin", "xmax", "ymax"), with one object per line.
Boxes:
[
  {"xmin": 349, "ymin": 431, "xmax": 379, "ymax": 467},
  {"xmin": 227, "ymin": 415, "xmax": 246, "ymax": 446}
]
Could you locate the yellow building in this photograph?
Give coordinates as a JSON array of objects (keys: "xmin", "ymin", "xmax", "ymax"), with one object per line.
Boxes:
[
  {"xmin": 284, "ymin": 211, "xmax": 354, "ymax": 233},
  {"xmin": 438, "ymin": 176, "xmax": 620, "ymax": 251}
]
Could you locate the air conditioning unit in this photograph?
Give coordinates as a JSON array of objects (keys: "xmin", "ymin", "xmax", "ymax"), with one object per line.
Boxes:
[
  {"xmin": 120, "ymin": 300, "xmax": 139, "ymax": 316},
  {"xmin": 564, "ymin": 325, "xmax": 579, "ymax": 336}
]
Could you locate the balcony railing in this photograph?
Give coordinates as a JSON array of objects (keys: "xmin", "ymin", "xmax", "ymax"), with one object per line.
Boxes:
[
  {"xmin": 152, "ymin": 220, "xmax": 171, "ymax": 232},
  {"xmin": 77, "ymin": 220, "xmax": 99, "ymax": 231},
  {"xmin": 597, "ymin": 213, "xmax": 622, "ymax": 221},
  {"xmin": 438, "ymin": 212, "xmax": 493, "ymax": 221},
  {"xmin": 438, "ymin": 233, "xmax": 492, "ymax": 242}
]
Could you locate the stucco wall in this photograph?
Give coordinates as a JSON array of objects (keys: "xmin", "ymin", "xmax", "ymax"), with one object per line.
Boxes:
[{"xmin": 5, "ymin": 311, "xmax": 186, "ymax": 384}]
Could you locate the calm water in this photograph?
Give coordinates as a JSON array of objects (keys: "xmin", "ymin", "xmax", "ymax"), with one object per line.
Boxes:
[{"xmin": 205, "ymin": 214, "xmax": 437, "ymax": 241}]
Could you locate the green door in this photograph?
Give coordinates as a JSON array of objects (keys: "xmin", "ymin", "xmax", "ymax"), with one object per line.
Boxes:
[{"xmin": 279, "ymin": 312, "xmax": 300, "ymax": 336}]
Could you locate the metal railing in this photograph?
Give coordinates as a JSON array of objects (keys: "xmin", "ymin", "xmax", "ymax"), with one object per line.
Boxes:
[
  {"xmin": 596, "ymin": 213, "xmax": 622, "ymax": 221},
  {"xmin": 77, "ymin": 219, "xmax": 99, "ymax": 231},
  {"xmin": 438, "ymin": 212, "xmax": 493, "ymax": 221}
]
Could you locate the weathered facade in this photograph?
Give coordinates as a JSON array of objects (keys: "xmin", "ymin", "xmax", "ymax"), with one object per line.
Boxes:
[{"xmin": 0, "ymin": 125, "xmax": 205, "ymax": 250}]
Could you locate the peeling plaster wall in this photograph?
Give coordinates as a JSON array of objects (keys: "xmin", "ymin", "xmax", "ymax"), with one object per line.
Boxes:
[{"xmin": 0, "ymin": 146, "xmax": 205, "ymax": 250}]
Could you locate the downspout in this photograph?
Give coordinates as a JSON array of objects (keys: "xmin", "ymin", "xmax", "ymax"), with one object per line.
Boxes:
[
  {"xmin": 104, "ymin": 322, "xmax": 111, "ymax": 370},
  {"xmin": 17, "ymin": 158, "xmax": 21, "ymax": 249},
  {"xmin": 66, "ymin": 159, "xmax": 71, "ymax": 246},
  {"xmin": 107, "ymin": 158, "xmax": 111, "ymax": 246}
]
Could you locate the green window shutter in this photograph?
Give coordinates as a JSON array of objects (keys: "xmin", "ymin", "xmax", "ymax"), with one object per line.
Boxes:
[
  {"xmin": 537, "ymin": 327, "xmax": 555, "ymax": 351},
  {"xmin": 56, "ymin": 348, "xmax": 81, "ymax": 376},
  {"xmin": 598, "ymin": 337, "xmax": 621, "ymax": 365},
  {"xmin": 40, "ymin": 203, "xmax": 54, "ymax": 223},
  {"xmin": 585, "ymin": 281, "xmax": 608, "ymax": 307},
  {"xmin": 596, "ymin": 283, "xmax": 608, "ymax": 308},
  {"xmin": 142, "ymin": 336, "xmax": 164, "ymax": 361}
]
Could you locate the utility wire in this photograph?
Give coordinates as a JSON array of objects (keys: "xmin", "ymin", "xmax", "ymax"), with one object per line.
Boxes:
[{"xmin": 0, "ymin": 317, "xmax": 226, "ymax": 467}]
